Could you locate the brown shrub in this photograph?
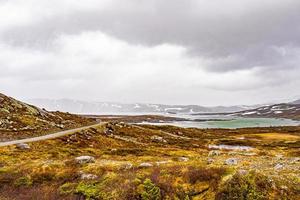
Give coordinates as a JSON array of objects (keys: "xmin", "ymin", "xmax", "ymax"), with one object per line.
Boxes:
[{"xmin": 184, "ymin": 166, "xmax": 226, "ymax": 184}]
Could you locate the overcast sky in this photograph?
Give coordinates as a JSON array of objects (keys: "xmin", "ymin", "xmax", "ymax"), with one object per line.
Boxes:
[{"xmin": 0, "ymin": 0, "xmax": 300, "ymax": 106}]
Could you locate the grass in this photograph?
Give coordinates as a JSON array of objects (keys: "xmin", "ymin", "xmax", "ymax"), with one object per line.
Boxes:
[
  {"xmin": 248, "ymin": 133, "xmax": 300, "ymax": 140},
  {"xmin": 0, "ymin": 123, "xmax": 299, "ymax": 199}
]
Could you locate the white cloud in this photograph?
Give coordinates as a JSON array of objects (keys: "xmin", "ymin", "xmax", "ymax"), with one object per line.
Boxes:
[
  {"xmin": 0, "ymin": 0, "xmax": 300, "ymax": 105},
  {"xmin": 1, "ymin": 30, "xmax": 299, "ymax": 105}
]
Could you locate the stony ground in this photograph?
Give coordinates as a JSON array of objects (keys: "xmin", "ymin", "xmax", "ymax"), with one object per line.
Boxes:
[
  {"xmin": 0, "ymin": 122, "xmax": 299, "ymax": 200},
  {"xmin": 0, "ymin": 93, "xmax": 95, "ymax": 141}
]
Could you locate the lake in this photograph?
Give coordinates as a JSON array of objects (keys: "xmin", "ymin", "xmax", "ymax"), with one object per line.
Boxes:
[{"xmin": 139, "ymin": 114, "xmax": 300, "ymax": 129}]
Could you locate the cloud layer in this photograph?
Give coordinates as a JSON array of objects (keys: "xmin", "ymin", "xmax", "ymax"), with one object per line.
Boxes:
[{"xmin": 0, "ymin": 0, "xmax": 299, "ymax": 105}]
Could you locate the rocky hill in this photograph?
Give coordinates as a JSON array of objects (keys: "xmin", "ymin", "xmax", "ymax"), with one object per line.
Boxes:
[
  {"xmin": 0, "ymin": 93, "xmax": 94, "ymax": 141},
  {"xmin": 233, "ymin": 103, "xmax": 300, "ymax": 120}
]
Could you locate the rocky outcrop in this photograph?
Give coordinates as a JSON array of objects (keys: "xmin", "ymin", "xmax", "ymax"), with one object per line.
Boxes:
[
  {"xmin": 151, "ymin": 135, "xmax": 167, "ymax": 143},
  {"xmin": 0, "ymin": 93, "xmax": 93, "ymax": 139}
]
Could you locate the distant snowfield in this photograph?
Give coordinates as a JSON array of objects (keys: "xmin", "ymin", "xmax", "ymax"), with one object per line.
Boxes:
[{"xmin": 24, "ymin": 98, "xmax": 262, "ymax": 115}]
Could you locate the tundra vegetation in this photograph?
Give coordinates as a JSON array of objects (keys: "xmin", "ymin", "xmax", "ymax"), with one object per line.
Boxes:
[{"xmin": 0, "ymin": 121, "xmax": 299, "ymax": 199}]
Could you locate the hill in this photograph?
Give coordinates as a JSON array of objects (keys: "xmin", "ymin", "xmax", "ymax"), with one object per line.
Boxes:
[
  {"xmin": 233, "ymin": 103, "xmax": 300, "ymax": 120},
  {"xmin": 291, "ymin": 99, "xmax": 300, "ymax": 104},
  {"xmin": 0, "ymin": 93, "xmax": 94, "ymax": 141}
]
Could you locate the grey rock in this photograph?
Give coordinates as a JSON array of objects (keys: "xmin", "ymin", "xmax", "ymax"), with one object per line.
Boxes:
[
  {"xmin": 178, "ymin": 157, "xmax": 189, "ymax": 162},
  {"xmin": 111, "ymin": 148, "xmax": 117, "ymax": 152},
  {"xmin": 177, "ymin": 131, "xmax": 183, "ymax": 135},
  {"xmin": 151, "ymin": 135, "xmax": 167, "ymax": 143},
  {"xmin": 121, "ymin": 163, "xmax": 133, "ymax": 170},
  {"xmin": 192, "ymin": 144, "xmax": 200, "ymax": 147},
  {"xmin": 56, "ymin": 124, "xmax": 65, "ymax": 129},
  {"xmin": 69, "ymin": 134, "xmax": 77, "ymax": 141},
  {"xmin": 274, "ymin": 163, "xmax": 284, "ymax": 170},
  {"xmin": 16, "ymin": 143, "xmax": 30, "ymax": 150},
  {"xmin": 75, "ymin": 156, "xmax": 95, "ymax": 164},
  {"xmin": 207, "ymin": 158, "xmax": 214, "ymax": 164},
  {"xmin": 225, "ymin": 158, "xmax": 238, "ymax": 165},
  {"xmin": 80, "ymin": 173, "xmax": 98, "ymax": 180},
  {"xmin": 139, "ymin": 162, "xmax": 153, "ymax": 168}
]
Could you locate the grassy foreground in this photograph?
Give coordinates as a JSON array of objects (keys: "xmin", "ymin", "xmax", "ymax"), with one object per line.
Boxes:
[{"xmin": 0, "ymin": 122, "xmax": 299, "ymax": 199}]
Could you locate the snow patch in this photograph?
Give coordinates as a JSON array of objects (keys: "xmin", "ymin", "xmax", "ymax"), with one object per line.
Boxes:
[{"xmin": 242, "ymin": 111, "xmax": 257, "ymax": 115}]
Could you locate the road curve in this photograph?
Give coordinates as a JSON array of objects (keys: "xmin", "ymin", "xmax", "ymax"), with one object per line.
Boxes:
[{"xmin": 0, "ymin": 123, "xmax": 104, "ymax": 147}]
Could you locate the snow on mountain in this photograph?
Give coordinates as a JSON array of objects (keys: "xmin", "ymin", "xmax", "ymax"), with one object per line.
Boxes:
[
  {"xmin": 290, "ymin": 99, "xmax": 300, "ymax": 105},
  {"xmin": 25, "ymin": 99, "xmax": 258, "ymax": 115},
  {"xmin": 233, "ymin": 103, "xmax": 300, "ymax": 120}
]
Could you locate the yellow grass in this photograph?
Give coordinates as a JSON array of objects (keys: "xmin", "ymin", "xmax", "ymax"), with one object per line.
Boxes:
[{"xmin": 249, "ymin": 133, "xmax": 300, "ymax": 140}]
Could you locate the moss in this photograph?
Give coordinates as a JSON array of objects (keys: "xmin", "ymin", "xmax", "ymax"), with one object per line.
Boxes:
[
  {"xmin": 75, "ymin": 182, "xmax": 100, "ymax": 200},
  {"xmin": 58, "ymin": 182, "xmax": 77, "ymax": 195},
  {"xmin": 216, "ymin": 171, "xmax": 272, "ymax": 200},
  {"xmin": 14, "ymin": 176, "xmax": 32, "ymax": 187},
  {"xmin": 139, "ymin": 178, "xmax": 162, "ymax": 200}
]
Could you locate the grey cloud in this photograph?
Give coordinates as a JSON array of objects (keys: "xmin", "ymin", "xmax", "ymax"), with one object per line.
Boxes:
[
  {"xmin": 0, "ymin": 0, "xmax": 300, "ymax": 105},
  {"xmin": 2, "ymin": 0, "xmax": 300, "ymax": 73}
]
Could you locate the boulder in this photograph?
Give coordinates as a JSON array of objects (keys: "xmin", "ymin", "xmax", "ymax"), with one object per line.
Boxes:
[
  {"xmin": 225, "ymin": 158, "xmax": 238, "ymax": 165},
  {"xmin": 16, "ymin": 143, "xmax": 30, "ymax": 150},
  {"xmin": 75, "ymin": 156, "xmax": 95, "ymax": 164},
  {"xmin": 177, "ymin": 131, "xmax": 183, "ymax": 135},
  {"xmin": 178, "ymin": 157, "xmax": 189, "ymax": 162},
  {"xmin": 120, "ymin": 163, "xmax": 133, "ymax": 170},
  {"xmin": 274, "ymin": 163, "xmax": 284, "ymax": 170},
  {"xmin": 151, "ymin": 135, "xmax": 167, "ymax": 143},
  {"xmin": 80, "ymin": 173, "xmax": 98, "ymax": 180},
  {"xmin": 139, "ymin": 162, "xmax": 153, "ymax": 168},
  {"xmin": 192, "ymin": 144, "xmax": 200, "ymax": 147},
  {"xmin": 56, "ymin": 124, "xmax": 65, "ymax": 129},
  {"xmin": 111, "ymin": 148, "xmax": 118, "ymax": 152},
  {"xmin": 207, "ymin": 158, "xmax": 214, "ymax": 164}
]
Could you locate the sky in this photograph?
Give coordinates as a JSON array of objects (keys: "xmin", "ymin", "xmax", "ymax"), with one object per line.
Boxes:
[{"xmin": 0, "ymin": 0, "xmax": 300, "ymax": 106}]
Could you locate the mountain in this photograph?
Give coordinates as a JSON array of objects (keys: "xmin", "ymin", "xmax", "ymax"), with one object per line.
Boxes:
[
  {"xmin": 26, "ymin": 98, "xmax": 258, "ymax": 115},
  {"xmin": 232, "ymin": 103, "xmax": 300, "ymax": 120},
  {"xmin": 0, "ymin": 93, "xmax": 93, "ymax": 140},
  {"xmin": 290, "ymin": 99, "xmax": 300, "ymax": 104}
]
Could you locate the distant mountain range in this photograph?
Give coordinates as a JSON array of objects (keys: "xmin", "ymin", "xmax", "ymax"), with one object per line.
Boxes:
[
  {"xmin": 25, "ymin": 99, "xmax": 260, "ymax": 115},
  {"xmin": 291, "ymin": 99, "xmax": 300, "ymax": 104},
  {"xmin": 233, "ymin": 103, "xmax": 300, "ymax": 120}
]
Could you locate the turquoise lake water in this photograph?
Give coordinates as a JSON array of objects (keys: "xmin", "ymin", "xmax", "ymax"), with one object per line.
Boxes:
[{"xmin": 140, "ymin": 116, "xmax": 300, "ymax": 129}]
